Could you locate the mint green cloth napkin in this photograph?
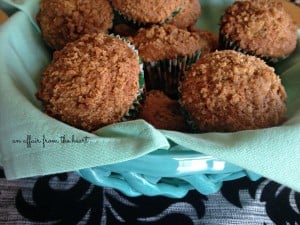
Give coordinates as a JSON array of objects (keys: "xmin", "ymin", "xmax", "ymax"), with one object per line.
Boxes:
[{"xmin": 0, "ymin": 0, "xmax": 300, "ymax": 193}]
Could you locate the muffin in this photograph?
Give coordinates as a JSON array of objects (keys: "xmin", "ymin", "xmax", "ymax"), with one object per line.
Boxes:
[
  {"xmin": 36, "ymin": 0, "xmax": 114, "ymax": 50},
  {"xmin": 219, "ymin": 0, "xmax": 298, "ymax": 63},
  {"xmin": 167, "ymin": 0, "xmax": 202, "ymax": 29},
  {"xmin": 0, "ymin": 9, "xmax": 8, "ymax": 25},
  {"xmin": 189, "ymin": 27, "xmax": 219, "ymax": 55},
  {"xmin": 128, "ymin": 24, "xmax": 204, "ymax": 99},
  {"xmin": 275, "ymin": 0, "xmax": 300, "ymax": 27},
  {"xmin": 36, "ymin": 33, "xmax": 143, "ymax": 131},
  {"xmin": 180, "ymin": 50, "xmax": 287, "ymax": 132},
  {"xmin": 110, "ymin": 0, "xmax": 185, "ymax": 27},
  {"xmin": 139, "ymin": 90, "xmax": 189, "ymax": 132}
]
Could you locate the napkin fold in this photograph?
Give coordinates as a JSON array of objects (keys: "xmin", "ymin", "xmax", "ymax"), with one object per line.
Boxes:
[{"xmin": 0, "ymin": 0, "xmax": 300, "ymax": 193}]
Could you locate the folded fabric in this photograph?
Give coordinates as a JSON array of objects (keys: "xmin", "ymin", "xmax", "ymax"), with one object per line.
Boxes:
[{"xmin": 0, "ymin": 0, "xmax": 300, "ymax": 194}]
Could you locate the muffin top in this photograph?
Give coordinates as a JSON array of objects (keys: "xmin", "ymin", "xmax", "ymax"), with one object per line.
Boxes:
[
  {"xmin": 219, "ymin": 0, "xmax": 298, "ymax": 58},
  {"xmin": 180, "ymin": 50, "xmax": 287, "ymax": 132},
  {"xmin": 139, "ymin": 90, "xmax": 189, "ymax": 131},
  {"xmin": 128, "ymin": 24, "xmax": 205, "ymax": 62},
  {"xmin": 36, "ymin": 33, "xmax": 141, "ymax": 131},
  {"xmin": 37, "ymin": 0, "xmax": 113, "ymax": 50},
  {"xmin": 111, "ymin": 0, "xmax": 184, "ymax": 24},
  {"xmin": 189, "ymin": 28, "xmax": 219, "ymax": 55},
  {"xmin": 167, "ymin": 0, "xmax": 202, "ymax": 29}
]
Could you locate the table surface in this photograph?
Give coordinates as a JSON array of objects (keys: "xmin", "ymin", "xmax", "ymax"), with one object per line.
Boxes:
[{"xmin": 0, "ymin": 168, "xmax": 299, "ymax": 225}]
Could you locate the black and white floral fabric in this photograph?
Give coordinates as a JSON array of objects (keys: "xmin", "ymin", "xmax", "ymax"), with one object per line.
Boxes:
[{"xmin": 0, "ymin": 169, "xmax": 299, "ymax": 225}]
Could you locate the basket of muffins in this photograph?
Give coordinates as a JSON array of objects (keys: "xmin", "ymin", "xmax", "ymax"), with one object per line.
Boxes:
[{"xmin": 0, "ymin": 0, "xmax": 299, "ymax": 197}]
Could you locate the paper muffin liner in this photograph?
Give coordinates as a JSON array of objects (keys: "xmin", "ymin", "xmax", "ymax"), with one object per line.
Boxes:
[
  {"xmin": 121, "ymin": 65, "xmax": 145, "ymax": 121},
  {"xmin": 177, "ymin": 84, "xmax": 200, "ymax": 133},
  {"xmin": 109, "ymin": 34, "xmax": 145, "ymax": 121},
  {"xmin": 219, "ymin": 34, "xmax": 288, "ymax": 64},
  {"xmin": 112, "ymin": 5, "xmax": 184, "ymax": 29},
  {"xmin": 143, "ymin": 51, "xmax": 201, "ymax": 99}
]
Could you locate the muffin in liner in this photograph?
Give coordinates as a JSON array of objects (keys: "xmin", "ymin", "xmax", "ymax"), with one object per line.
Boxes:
[
  {"xmin": 167, "ymin": 0, "xmax": 202, "ymax": 29},
  {"xmin": 143, "ymin": 51, "xmax": 201, "ymax": 99},
  {"xmin": 36, "ymin": 0, "xmax": 114, "ymax": 50},
  {"xmin": 36, "ymin": 33, "xmax": 145, "ymax": 131},
  {"xmin": 116, "ymin": 35, "xmax": 145, "ymax": 121},
  {"xmin": 179, "ymin": 50, "xmax": 287, "ymax": 133},
  {"xmin": 219, "ymin": 35, "xmax": 288, "ymax": 64},
  {"xmin": 128, "ymin": 24, "xmax": 205, "ymax": 99},
  {"xmin": 219, "ymin": 0, "xmax": 298, "ymax": 64}
]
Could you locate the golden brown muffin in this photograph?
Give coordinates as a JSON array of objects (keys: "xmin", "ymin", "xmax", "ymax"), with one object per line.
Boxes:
[
  {"xmin": 129, "ymin": 24, "xmax": 203, "ymax": 62},
  {"xmin": 189, "ymin": 27, "xmax": 219, "ymax": 55},
  {"xmin": 180, "ymin": 50, "xmax": 287, "ymax": 132},
  {"xmin": 0, "ymin": 9, "xmax": 8, "ymax": 25},
  {"xmin": 36, "ymin": 33, "xmax": 141, "ymax": 131},
  {"xmin": 139, "ymin": 90, "xmax": 189, "ymax": 131},
  {"xmin": 219, "ymin": 0, "xmax": 298, "ymax": 62},
  {"xmin": 168, "ymin": 0, "xmax": 202, "ymax": 29},
  {"xmin": 37, "ymin": 0, "xmax": 113, "ymax": 50},
  {"xmin": 111, "ymin": 0, "xmax": 185, "ymax": 25},
  {"xmin": 128, "ymin": 24, "xmax": 205, "ymax": 98}
]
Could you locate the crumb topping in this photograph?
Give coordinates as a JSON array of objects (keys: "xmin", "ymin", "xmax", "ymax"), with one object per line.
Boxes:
[
  {"xmin": 140, "ymin": 90, "xmax": 189, "ymax": 131},
  {"xmin": 37, "ymin": 0, "xmax": 113, "ymax": 50},
  {"xmin": 180, "ymin": 50, "xmax": 287, "ymax": 132},
  {"xmin": 129, "ymin": 25, "xmax": 205, "ymax": 61},
  {"xmin": 168, "ymin": 0, "xmax": 202, "ymax": 29},
  {"xmin": 190, "ymin": 29, "xmax": 219, "ymax": 55},
  {"xmin": 111, "ymin": 0, "xmax": 185, "ymax": 24},
  {"xmin": 220, "ymin": 0, "xmax": 298, "ymax": 58},
  {"xmin": 36, "ymin": 33, "xmax": 140, "ymax": 131}
]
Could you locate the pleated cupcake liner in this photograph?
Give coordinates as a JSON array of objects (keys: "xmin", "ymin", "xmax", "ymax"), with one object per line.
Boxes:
[
  {"xmin": 143, "ymin": 51, "xmax": 201, "ymax": 99},
  {"xmin": 177, "ymin": 85, "xmax": 200, "ymax": 133},
  {"xmin": 219, "ymin": 34, "xmax": 288, "ymax": 64},
  {"xmin": 109, "ymin": 34, "xmax": 145, "ymax": 121}
]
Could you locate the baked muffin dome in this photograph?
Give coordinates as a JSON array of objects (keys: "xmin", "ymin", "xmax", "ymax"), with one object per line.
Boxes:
[
  {"xmin": 128, "ymin": 24, "xmax": 204, "ymax": 98},
  {"xmin": 219, "ymin": 0, "xmax": 298, "ymax": 62},
  {"xmin": 129, "ymin": 24, "xmax": 204, "ymax": 62},
  {"xmin": 37, "ymin": 0, "xmax": 113, "ymax": 50},
  {"xmin": 111, "ymin": 0, "xmax": 184, "ymax": 25},
  {"xmin": 189, "ymin": 28, "xmax": 219, "ymax": 55},
  {"xmin": 139, "ymin": 90, "xmax": 189, "ymax": 131},
  {"xmin": 167, "ymin": 0, "xmax": 202, "ymax": 29},
  {"xmin": 36, "ymin": 33, "xmax": 141, "ymax": 131},
  {"xmin": 180, "ymin": 50, "xmax": 287, "ymax": 132}
]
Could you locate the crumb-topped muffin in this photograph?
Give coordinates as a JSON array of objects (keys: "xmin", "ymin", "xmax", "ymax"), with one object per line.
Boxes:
[
  {"xmin": 37, "ymin": 0, "xmax": 114, "ymax": 50},
  {"xmin": 139, "ymin": 90, "xmax": 189, "ymax": 131},
  {"xmin": 180, "ymin": 50, "xmax": 287, "ymax": 132},
  {"xmin": 167, "ymin": 0, "xmax": 202, "ymax": 29},
  {"xmin": 111, "ymin": 0, "xmax": 185, "ymax": 26},
  {"xmin": 219, "ymin": 0, "xmax": 298, "ymax": 63},
  {"xmin": 188, "ymin": 27, "xmax": 219, "ymax": 55},
  {"xmin": 130, "ymin": 24, "xmax": 203, "ymax": 62},
  {"xmin": 36, "ymin": 33, "xmax": 142, "ymax": 131},
  {"xmin": 129, "ymin": 24, "xmax": 204, "ymax": 98}
]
